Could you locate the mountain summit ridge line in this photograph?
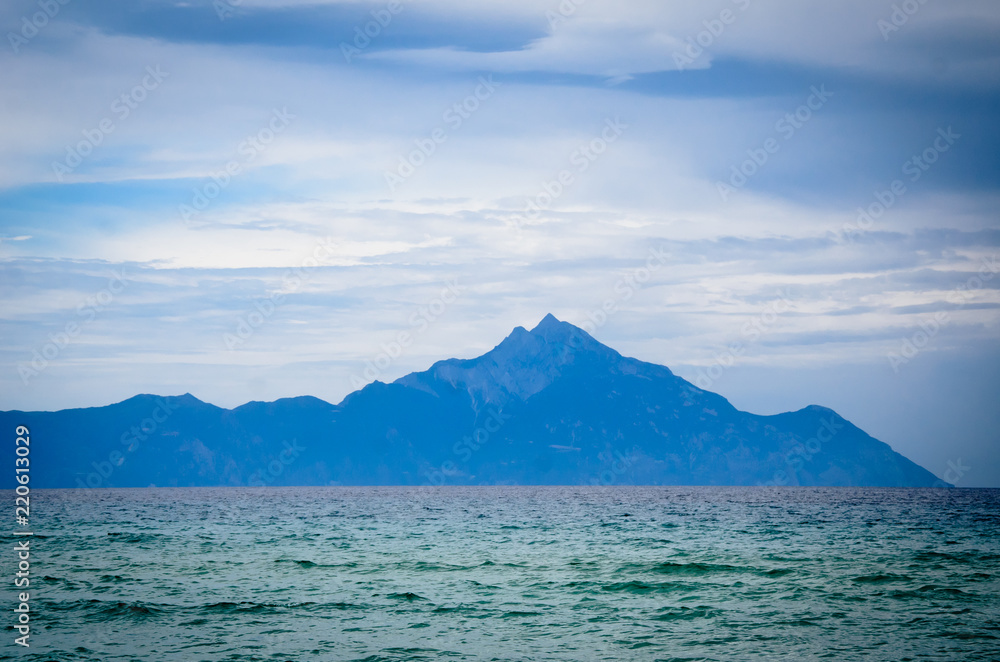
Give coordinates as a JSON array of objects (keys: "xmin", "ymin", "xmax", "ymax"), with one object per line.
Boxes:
[{"xmin": 1, "ymin": 315, "xmax": 948, "ymax": 488}]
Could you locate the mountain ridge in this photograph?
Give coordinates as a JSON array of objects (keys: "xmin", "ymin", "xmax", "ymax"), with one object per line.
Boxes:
[{"xmin": 1, "ymin": 315, "xmax": 948, "ymax": 488}]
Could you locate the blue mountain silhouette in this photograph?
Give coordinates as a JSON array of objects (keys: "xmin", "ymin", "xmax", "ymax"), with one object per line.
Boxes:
[{"xmin": 2, "ymin": 315, "xmax": 946, "ymax": 488}]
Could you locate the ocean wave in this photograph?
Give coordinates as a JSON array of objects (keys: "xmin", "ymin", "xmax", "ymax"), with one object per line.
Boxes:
[{"xmin": 601, "ymin": 580, "xmax": 690, "ymax": 594}]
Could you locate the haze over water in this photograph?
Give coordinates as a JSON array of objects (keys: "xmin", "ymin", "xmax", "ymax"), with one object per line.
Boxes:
[{"xmin": 6, "ymin": 486, "xmax": 999, "ymax": 661}]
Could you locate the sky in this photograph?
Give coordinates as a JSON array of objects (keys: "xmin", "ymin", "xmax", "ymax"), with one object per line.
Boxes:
[{"xmin": 1, "ymin": 0, "xmax": 998, "ymax": 486}]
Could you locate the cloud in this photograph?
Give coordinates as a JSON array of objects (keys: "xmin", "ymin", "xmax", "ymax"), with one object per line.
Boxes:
[
  {"xmin": 1, "ymin": 0, "xmax": 998, "ymax": 482},
  {"xmin": 366, "ymin": 19, "xmax": 688, "ymax": 79},
  {"xmin": 356, "ymin": 0, "xmax": 1000, "ymax": 86}
]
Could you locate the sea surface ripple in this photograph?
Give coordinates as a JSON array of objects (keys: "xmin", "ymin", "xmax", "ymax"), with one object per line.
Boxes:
[{"xmin": 2, "ymin": 486, "xmax": 998, "ymax": 661}]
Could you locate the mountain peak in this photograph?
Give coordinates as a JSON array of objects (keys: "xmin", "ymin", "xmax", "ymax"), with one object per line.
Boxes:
[
  {"xmin": 530, "ymin": 313, "xmax": 579, "ymax": 340},
  {"xmin": 528, "ymin": 313, "xmax": 613, "ymax": 356},
  {"xmin": 532, "ymin": 313, "xmax": 562, "ymax": 332},
  {"xmin": 395, "ymin": 315, "xmax": 631, "ymax": 407}
]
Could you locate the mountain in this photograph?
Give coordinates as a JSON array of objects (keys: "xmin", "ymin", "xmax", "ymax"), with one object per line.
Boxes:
[{"xmin": 1, "ymin": 314, "xmax": 947, "ymax": 488}]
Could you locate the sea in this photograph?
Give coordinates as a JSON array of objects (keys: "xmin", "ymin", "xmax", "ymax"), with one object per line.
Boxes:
[{"xmin": 3, "ymin": 486, "xmax": 998, "ymax": 662}]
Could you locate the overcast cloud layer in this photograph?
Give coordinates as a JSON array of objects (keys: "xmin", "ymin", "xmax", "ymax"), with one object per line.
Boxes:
[{"xmin": 1, "ymin": 0, "xmax": 998, "ymax": 485}]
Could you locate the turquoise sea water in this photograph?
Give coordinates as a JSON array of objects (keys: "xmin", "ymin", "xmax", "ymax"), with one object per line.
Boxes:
[{"xmin": 3, "ymin": 486, "xmax": 999, "ymax": 661}]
